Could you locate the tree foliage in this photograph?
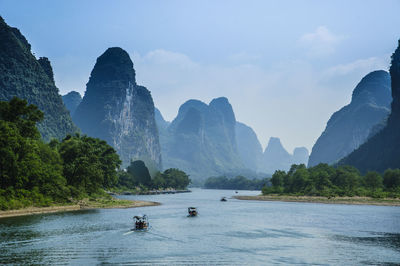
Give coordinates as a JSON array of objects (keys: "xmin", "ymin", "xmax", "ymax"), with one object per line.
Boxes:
[
  {"xmin": 204, "ymin": 175, "xmax": 269, "ymax": 190},
  {"xmin": 127, "ymin": 160, "xmax": 152, "ymax": 187},
  {"xmin": 59, "ymin": 134, "xmax": 121, "ymax": 194},
  {"xmin": 0, "ymin": 98, "xmax": 121, "ymax": 210},
  {"xmin": 118, "ymin": 161, "xmax": 190, "ymax": 190},
  {"xmin": 262, "ymin": 163, "xmax": 400, "ymax": 198}
]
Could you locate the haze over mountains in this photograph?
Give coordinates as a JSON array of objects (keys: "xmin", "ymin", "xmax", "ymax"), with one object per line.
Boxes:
[
  {"xmin": 259, "ymin": 137, "xmax": 309, "ymax": 174},
  {"xmin": 235, "ymin": 122, "xmax": 263, "ymax": 171},
  {"xmin": 308, "ymin": 70, "xmax": 392, "ymax": 167},
  {"xmin": 158, "ymin": 97, "xmax": 243, "ymax": 181},
  {"xmin": 2, "ymin": 15, "xmax": 400, "ymax": 183},
  {"xmin": 155, "ymin": 98, "xmax": 310, "ymax": 180}
]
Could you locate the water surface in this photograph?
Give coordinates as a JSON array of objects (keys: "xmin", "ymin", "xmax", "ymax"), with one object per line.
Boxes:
[{"xmin": 1, "ymin": 189, "xmax": 399, "ymax": 265}]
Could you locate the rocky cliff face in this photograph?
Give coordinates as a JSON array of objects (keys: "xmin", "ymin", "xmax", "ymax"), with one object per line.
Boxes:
[
  {"xmin": 259, "ymin": 137, "xmax": 309, "ymax": 174},
  {"xmin": 73, "ymin": 47, "xmax": 161, "ymax": 169},
  {"xmin": 0, "ymin": 16, "xmax": 78, "ymax": 141},
  {"xmin": 161, "ymin": 97, "xmax": 244, "ymax": 181},
  {"xmin": 308, "ymin": 70, "xmax": 391, "ymax": 167},
  {"xmin": 62, "ymin": 91, "xmax": 82, "ymax": 116},
  {"xmin": 339, "ymin": 41, "xmax": 400, "ymax": 173},
  {"xmin": 235, "ymin": 121, "xmax": 263, "ymax": 171}
]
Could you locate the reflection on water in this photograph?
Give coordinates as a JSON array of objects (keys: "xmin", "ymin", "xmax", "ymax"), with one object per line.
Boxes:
[
  {"xmin": 332, "ymin": 232, "xmax": 400, "ymax": 250},
  {"xmin": 0, "ymin": 189, "xmax": 399, "ymax": 265}
]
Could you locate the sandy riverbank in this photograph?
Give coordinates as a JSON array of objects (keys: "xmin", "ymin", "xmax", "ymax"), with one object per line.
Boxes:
[
  {"xmin": 234, "ymin": 195, "xmax": 400, "ymax": 206},
  {"xmin": 0, "ymin": 199, "xmax": 160, "ymax": 219}
]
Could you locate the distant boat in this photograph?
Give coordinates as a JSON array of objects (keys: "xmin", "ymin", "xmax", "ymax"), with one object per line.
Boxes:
[
  {"xmin": 188, "ymin": 207, "xmax": 198, "ymax": 217},
  {"xmin": 235, "ymin": 191, "xmax": 238, "ymax": 194},
  {"xmin": 132, "ymin": 215, "xmax": 149, "ymax": 231},
  {"xmin": 220, "ymin": 197, "xmax": 227, "ymax": 202}
]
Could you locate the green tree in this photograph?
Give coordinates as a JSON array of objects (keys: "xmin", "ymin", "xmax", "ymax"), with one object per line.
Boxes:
[
  {"xmin": 283, "ymin": 164, "xmax": 307, "ymax": 193},
  {"xmin": 0, "ymin": 98, "xmax": 69, "ymax": 209},
  {"xmin": 292, "ymin": 167, "xmax": 310, "ymax": 193},
  {"xmin": 333, "ymin": 166, "xmax": 360, "ymax": 193},
  {"xmin": 127, "ymin": 160, "xmax": 152, "ymax": 187},
  {"xmin": 309, "ymin": 163, "xmax": 334, "ymax": 191},
  {"xmin": 0, "ymin": 97, "xmax": 43, "ymax": 139},
  {"xmin": 162, "ymin": 168, "xmax": 190, "ymax": 189},
  {"xmin": 311, "ymin": 171, "xmax": 332, "ymax": 191},
  {"xmin": 151, "ymin": 172, "xmax": 166, "ymax": 189},
  {"xmin": 60, "ymin": 134, "xmax": 121, "ymax": 195},
  {"xmin": 383, "ymin": 169, "xmax": 400, "ymax": 190},
  {"xmin": 162, "ymin": 168, "xmax": 187, "ymax": 189},
  {"xmin": 271, "ymin": 170, "xmax": 285, "ymax": 187},
  {"xmin": 363, "ymin": 171, "xmax": 383, "ymax": 191},
  {"xmin": 117, "ymin": 170, "xmax": 135, "ymax": 189}
]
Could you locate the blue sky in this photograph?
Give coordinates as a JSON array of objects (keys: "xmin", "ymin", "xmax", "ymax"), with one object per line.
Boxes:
[{"xmin": 1, "ymin": 0, "xmax": 399, "ymax": 152}]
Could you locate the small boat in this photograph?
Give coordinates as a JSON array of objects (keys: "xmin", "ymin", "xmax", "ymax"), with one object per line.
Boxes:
[
  {"xmin": 132, "ymin": 215, "xmax": 149, "ymax": 231},
  {"xmin": 187, "ymin": 207, "xmax": 197, "ymax": 217},
  {"xmin": 235, "ymin": 191, "xmax": 238, "ymax": 194},
  {"xmin": 221, "ymin": 197, "xmax": 227, "ymax": 202}
]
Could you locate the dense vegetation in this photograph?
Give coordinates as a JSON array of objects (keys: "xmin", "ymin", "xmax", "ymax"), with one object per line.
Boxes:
[
  {"xmin": 0, "ymin": 98, "xmax": 190, "ymax": 210},
  {"xmin": 204, "ymin": 175, "xmax": 269, "ymax": 190},
  {"xmin": 263, "ymin": 164, "xmax": 400, "ymax": 198},
  {"xmin": 0, "ymin": 97, "xmax": 122, "ymax": 210},
  {"xmin": 117, "ymin": 160, "xmax": 191, "ymax": 191}
]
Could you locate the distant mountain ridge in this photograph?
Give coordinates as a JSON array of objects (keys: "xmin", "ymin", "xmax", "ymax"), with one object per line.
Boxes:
[
  {"xmin": 62, "ymin": 91, "xmax": 82, "ymax": 116},
  {"xmin": 0, "ymin": 16, "xmax": 78, "ymax": 141},
  {"xmin": 73, "ymin": 47, "xmax": 161, "ymax": 169},
  {"xmin": 160, "ymin": 97, "xmax": 244, "ymax": 181},
  {"xmin": 339, "ymin": 41, "xmax": 400, "ymax": 173},
  {"xmin": 157, "ymin": 98, "xmax": 309, "ymax": 181},
  {"xmin": 308, "ymin": 70, "xmax": 391, "ymax": 167},
  {"xmin": 259, "ymin": 137, "xmax": 309, "ymax": 174},
  {"xmin": 235, "ymin": 121, "xmax": 263, "ymax": 171}
]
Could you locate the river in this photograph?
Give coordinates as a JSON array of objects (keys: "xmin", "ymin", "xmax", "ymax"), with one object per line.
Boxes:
[{"xmin": 0, "ymin": 188, "xmax": 399, "ymax": 265}]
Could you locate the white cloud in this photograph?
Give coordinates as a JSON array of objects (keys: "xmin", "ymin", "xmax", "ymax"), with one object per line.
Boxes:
[
  {"xmin": 323, "ymin": 55, "xmax": 390, "ymax": 77},
  {"xmin": 137, "ymin": 49, "xmax": 197, "ymax": 69},
  {"xmin": 299, "ymin": 26, "xmax": 345, "ymax": 56}
]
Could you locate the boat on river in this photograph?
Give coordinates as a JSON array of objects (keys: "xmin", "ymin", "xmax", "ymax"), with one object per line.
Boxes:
[
  {"xmin": 221, "ymin": 197, "xmax": 227, "ymax": 202},
  {"xmin": 132, "ymin": 215, "xmax": 149, "ymax": 231},
  {"xmin": 187, "ymin": 207, "xmax": 197, "ymax": 217}
]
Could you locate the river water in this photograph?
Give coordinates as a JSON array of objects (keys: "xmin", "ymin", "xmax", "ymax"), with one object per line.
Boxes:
[{"xmin": 0, "ymin": 188, "xmax": 399, "ymax": 265}]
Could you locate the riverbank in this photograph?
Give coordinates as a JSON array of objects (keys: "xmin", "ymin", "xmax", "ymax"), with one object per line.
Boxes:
[
  {"xmin": 0, "ymin": 198, "xmax": 160, "ymax": 219},
  {"xmin": 234, "ymin": 195, "xmax": 400, "ymax": 206},
  {"xmin": 109, "ymin": 189, "xmax": 191, "ymax": 195}
]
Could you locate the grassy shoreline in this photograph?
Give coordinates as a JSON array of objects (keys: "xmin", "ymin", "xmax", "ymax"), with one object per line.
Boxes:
[
  {"xmin": 234, "ymin": 195, "xmax": 400, "ymax": 206},
  {"xmin": 0, "ymin": 198, "xmax": 160, "ymax": 219}
]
